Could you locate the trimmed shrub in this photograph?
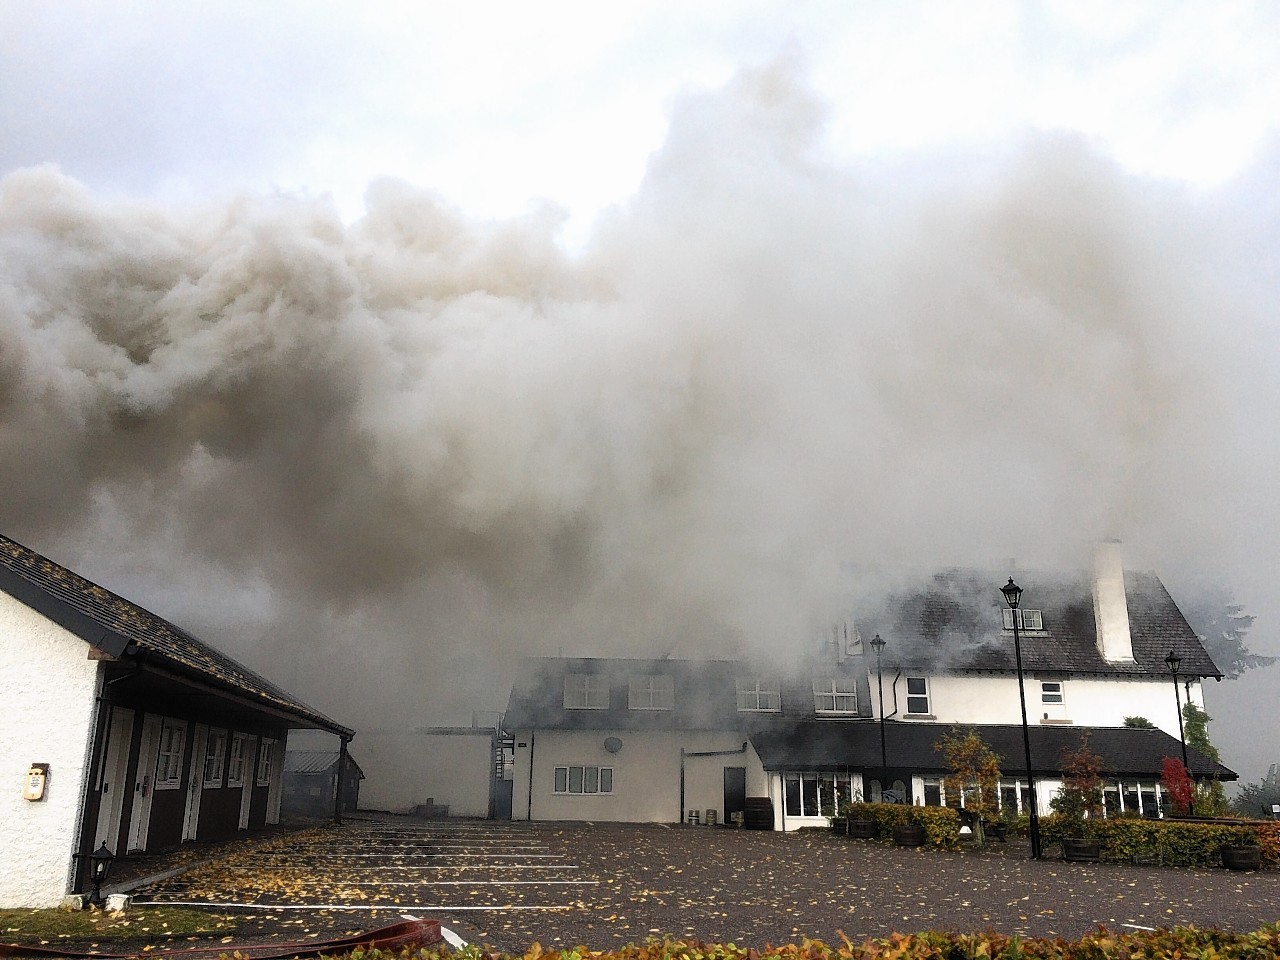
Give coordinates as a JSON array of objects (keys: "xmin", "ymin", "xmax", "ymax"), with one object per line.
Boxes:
[
  {"xmin": 842, "ymin": 803, "xmax": 960, "ymax": 849},
  {"xmin": 1043, "ymin": 817, "xmax": 1274, "ymax": 867},
  {"xmin": 346, "ymin": 923, "xmax": 1280, "ymax": 959}
]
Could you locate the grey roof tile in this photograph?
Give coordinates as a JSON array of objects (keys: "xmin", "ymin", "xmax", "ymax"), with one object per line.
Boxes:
[{"xmin": 0, "ymin": 532, "xmax": 351, "ymax": 736}]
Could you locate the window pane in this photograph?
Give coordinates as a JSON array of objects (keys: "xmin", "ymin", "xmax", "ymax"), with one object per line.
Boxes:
[
  {"xmin": 923, "ymin": 779, "xmax": 942, "ymax": 806},
  {"xmin": 600, "ymin": 768, "xmax": 613, "ymax": 793},
  {"xmin": 554, "ymin": 767, "xmax": 568, "ymax": 792},
  {"xmin": 801, "ymin": 775, "xmax": 819, "ymax": 816},
  {"xmin": 784, "ymin": 775, "xmax": 801, "ymax": 815},
  {"xmin": 569, "ymin": 766, "xmax": 584, "ymax": 793},
  {"xmin": 906, "ymin": 677, "xmax": 926, "ymax": 694},
  {"xmin": 584, "ymin": 766, "xmax": 599, "ymax": 793}
]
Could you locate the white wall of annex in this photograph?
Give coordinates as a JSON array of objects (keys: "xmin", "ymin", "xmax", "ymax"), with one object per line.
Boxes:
[
  {"xmin": 0, "ymin": 592, "xmax": 100, "ymax": 907},
  {"xmin": 887, "ymin": 674, "xmax": 1203, "ymax": 741},
  {"xmin": 511, "ymin": 729, "xmax": 765, "ymax": 824},
  {"xmin": 357, "ymin": 730, "xmax": 494, "ymax": 817}
]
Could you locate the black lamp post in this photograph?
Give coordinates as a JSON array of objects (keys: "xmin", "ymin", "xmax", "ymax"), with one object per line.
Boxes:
[
  {"xmin": 1001, "ymin": 577, "xmax": 1042, "ymax": 860},
  {"xmin": 869, "ymin": 633, "xmax": 888, "ymax": 770},
  {"xmin": 87, "ymin": 842, "xmax": 115, "ymax": 907},
  {"xmin": 1165, "ymin": 649, "xmax": 1194, "ymax": 816}
]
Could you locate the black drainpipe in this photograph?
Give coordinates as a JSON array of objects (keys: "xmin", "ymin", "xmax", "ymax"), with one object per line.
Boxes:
[
  {"xmin": 526, "ymin": 731, "xmax": 536, "ymax": 821},
  {"xmin": 334, "ymin": 736, "xmax": 351, "ymax": 825},
  {"xmin": 678, "ymin": 742, "xmax": 749, "ymax": 825}
]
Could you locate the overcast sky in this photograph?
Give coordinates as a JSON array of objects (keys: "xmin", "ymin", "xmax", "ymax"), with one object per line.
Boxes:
[{"xmin": 2, "ymin": 1, "xmax": 1278, "ymax": 782}]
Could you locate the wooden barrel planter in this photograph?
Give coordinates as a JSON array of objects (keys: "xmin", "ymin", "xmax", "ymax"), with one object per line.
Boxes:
[
  {"xmin": 1221, "ymin": 845, "xmax": 1262, "ymax": 871},
  {"xmin": 847, "ymin": 819, "xmax": 879, "ymax": 839},
  {"xmin": 1062, "ymin": 837, "xmax": 1101, "ymax": 863},
  {"xmin": 893, "ymin": 823, "xmax": 926, "ymax": 847}
]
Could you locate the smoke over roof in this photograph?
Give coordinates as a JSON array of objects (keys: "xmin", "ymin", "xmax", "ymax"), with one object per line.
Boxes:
[{"xmin": 0, "ymin": 62, "xmax": 1273, "ymax": 733}]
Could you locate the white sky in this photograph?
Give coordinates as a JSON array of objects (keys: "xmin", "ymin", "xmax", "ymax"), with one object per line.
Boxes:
[
  {"xmin": 4, "ymin": 1, "xmax": 1278, "ymax": 244},
  {"xmin": 3, "ymin": 0, "xmax": 1280, "ymax": 783}
]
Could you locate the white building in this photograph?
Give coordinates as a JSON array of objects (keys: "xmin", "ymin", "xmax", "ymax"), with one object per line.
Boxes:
[
  {"xmin": 0, "ymin": 532, "xmax": 353, "ymax": 908},
  {"xmin": 504, "ymin": 550, "xmax": 1233, "ymax": 830}
]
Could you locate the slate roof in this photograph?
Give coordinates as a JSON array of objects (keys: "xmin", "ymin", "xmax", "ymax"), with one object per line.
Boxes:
[
  {"xmin": 0, "ymin": 532, "xmax": 352, "ymax": 736},
  {"xmin": 504, "ymin": 657, "xmax": 755, "ymax": 731},
  {"xmin": 284, "ymin": 750, "xmax": 365, "ymax": 778},
  {"xmin": 749, "ymin": 720, "xmax": 1236, "ymax": 781},
  {"xmin": 857, "ymin": 568, "xmax": 1220, "ymax": 678}
]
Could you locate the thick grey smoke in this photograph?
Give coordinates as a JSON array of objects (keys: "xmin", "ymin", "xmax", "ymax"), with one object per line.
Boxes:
[{"xmin": 0, "ymin": 63, "xmax": 1271, "ymax": 738}]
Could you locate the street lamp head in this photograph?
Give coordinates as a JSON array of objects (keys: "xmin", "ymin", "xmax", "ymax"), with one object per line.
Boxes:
[
  {"xmin": 869, "ymin": 633, "xmax": 887, "ymax": 653},
  {"xmin": 89, "ymin": 842, "xmax": 114, "ymax": 885},
  {"xmin": 1001, "ymin": 577, "xmax": 1022, "ymax": 610},
  {"xmin": 1165, "ymin": 650, "xmax": 1182, "ymax": 675}
]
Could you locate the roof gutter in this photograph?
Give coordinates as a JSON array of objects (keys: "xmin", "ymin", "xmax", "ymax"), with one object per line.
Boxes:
[{"xmin": 118, "ymin": 655, "xmax": 354, "ymax": 738}]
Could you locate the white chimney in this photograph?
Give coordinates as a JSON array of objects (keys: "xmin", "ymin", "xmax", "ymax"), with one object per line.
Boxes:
[{"xmin": 1092, "ymin": 539, "xmax": 1135, "ymax": 662}]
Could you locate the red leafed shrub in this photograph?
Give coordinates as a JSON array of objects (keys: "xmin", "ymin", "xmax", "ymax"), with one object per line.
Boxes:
[
  {"xmin": 1257, "ymin": 821, "xmax": 1280, "ymax": 864},
  {"xmin": 1161, "ymin": 756, "xmax": 1194, "ymax": 815}
]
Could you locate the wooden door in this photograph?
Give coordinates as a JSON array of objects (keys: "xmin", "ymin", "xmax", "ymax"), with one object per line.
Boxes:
[
  {"xmin": 127, "ymin": 714, "xmax": 162, "ymax": 852},
  {"xmin": 182, "ymin": 723, "xmax": 209, "ymax": 840},
  {"xmin": 93, "ymin": 706, "xmax": 135, "ymax": 853}
]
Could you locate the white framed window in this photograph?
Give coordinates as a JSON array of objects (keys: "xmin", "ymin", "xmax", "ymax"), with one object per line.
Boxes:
[
  {"xmin": 905, "ymin": 677, "xmax": 930, "ymax": 715},
  {"xmin": 1003, "ymin": 609, "xmax": 1044, "ymax": 630},
  {"xmin": 155, "ymin": 718, "xmax": 187, "ymax": 789},
  {"xmin": 227, "ymin": 733, "xmax": 248, "ymax": 787},
  {"xmin": 563, "ymin": 674, "xmax": 609, "ymax": 710},
  {"xmin": 813, "ymin": 678, "xmax": 858, "ymax": 714},
  {"xmin": 256, "ymin": 737, "xmax": 276, "ymax": 787},
  {"xmin": 628, "ymin": 675, "xmax": 674, "ymax": 710},
  {"xmin": 202, "ymin": 728, "xmax": 228, "ymax": 787},
  {"xmin": 1041, "ymin": 681, "xmax": 1064, "ymax": 705},
  {"xmin": 922, "ymin": 777, "xmax": 946, "ymax": 806},
  {"xmin": 553, "ymin": 765, "xmax": 613, "ymax": 794},
  {"xmin": 736, "ymin": 678, "xmax": 781, "ymax": 712}
]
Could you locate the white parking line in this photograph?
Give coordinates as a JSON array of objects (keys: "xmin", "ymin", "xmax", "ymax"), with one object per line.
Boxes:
[
  {"xmin": 132, "ymin": 901, "xmax": 572, "ymax": 912},
  {"xmin": 325, "ymin": 885, "xmax": 593, "ymax": 890},
  {"xmin": 250, "ymin": 853, "xmax": 569, "ymax": 860}
]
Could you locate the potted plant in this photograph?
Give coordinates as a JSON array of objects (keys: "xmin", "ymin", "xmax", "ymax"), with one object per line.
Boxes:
[
  {"xmin": 1221, "ymin": 835, "xmax": 1262, "ymax": 871},
  {"xmin": 892, "ymin": 810, "xmax": 926, "ymax": 847},
  {"xmin": 839, "ymin": 797, "xmax": 878, "ymax": 839},
  {"xmin": 1051, "ymin": 736, "xmax": 1104, "ymax": 862}
]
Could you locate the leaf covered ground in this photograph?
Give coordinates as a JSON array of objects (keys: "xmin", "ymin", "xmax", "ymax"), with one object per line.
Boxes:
[{"xmin": 107, "ymin": 816, "xmax": 1280, "ymax": 955}]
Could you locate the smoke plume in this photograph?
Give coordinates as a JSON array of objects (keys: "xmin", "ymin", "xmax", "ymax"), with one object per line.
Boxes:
[{"xmin": 0, "ymin": 62, "xmax": 1269, "ymax": 729}]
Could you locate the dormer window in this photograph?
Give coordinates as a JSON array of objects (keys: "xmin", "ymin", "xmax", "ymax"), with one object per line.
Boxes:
[
  {"xmin": 736, "ymin": 678, "xmax": 780, "ymax": 712},
  {"xmin": 628, "ymin": 675, "xmax": 674, "ymax": 710},
  {"xmin": 1003, "ymin": 609, "xmax": 1044, "ymax": 631},
  {"xmin": 564, "ymin": 674, "xmax": 609, "ymax": 710},
  {"xmin": 813, "ymin": 678, "xmax": 857, "ymax": 714}
]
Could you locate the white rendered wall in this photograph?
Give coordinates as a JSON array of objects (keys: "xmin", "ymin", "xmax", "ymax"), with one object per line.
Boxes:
[
  {"xmin": 511, "ymin": 729, "xmax": 765, "ymax": 824},
  {"xmin": 0, "ymin": 592, "xmax": 100, "ymax": 907},
  {"xmin": 357, "ymin": 729, "xmax": 494, "ymax": 817},
  {"xmin": 882, "ymin": 673, "xmax": 1203, "ymax": 741}
]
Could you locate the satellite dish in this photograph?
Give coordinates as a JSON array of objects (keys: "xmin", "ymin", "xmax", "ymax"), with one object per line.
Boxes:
[{"xmin": 604, "ymin": 737, "xmax": 623, "ymax": 753}]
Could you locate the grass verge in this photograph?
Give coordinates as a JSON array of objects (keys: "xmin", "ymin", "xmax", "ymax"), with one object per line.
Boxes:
[{"xmin": 0, "ymin": 905, "xmax": 238, "ymax": 942}]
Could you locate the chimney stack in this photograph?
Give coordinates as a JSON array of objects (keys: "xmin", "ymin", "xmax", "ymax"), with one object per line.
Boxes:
[{"xmin": 1092, "ymin": 539, "xmax": 1135, "ymax": 662}]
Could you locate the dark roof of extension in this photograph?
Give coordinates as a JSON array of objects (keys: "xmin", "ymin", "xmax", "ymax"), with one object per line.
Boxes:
[
  {"xmin": 0, "ymin": 532, "xmax": 352, "ymax": 737},
  {"xmin": 284, "ymin": 750, "xmax": 365, "ymax": 778},
  {"xmin": 857, "ymin": 568, "xmax": 1220, "ymax": 679},
  {"xmin": 750, "ymin": 720, "xmax": 1236, "ymax": 781},
  {"xmin": 504, "ymin": 657, "xmax": 755, "ymax": 731}
]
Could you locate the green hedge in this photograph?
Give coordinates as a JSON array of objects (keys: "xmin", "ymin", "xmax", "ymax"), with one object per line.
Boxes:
[
  {"xmin": 340, "ymin": 923, "xmax": 1280, "ymax": 960},
  {"xmin": 840, "ymin": 803, "xmax": 960, "ymax": 849},
  {"xmin": 1038, "ymin": 813, "xmax": 1278, "ymax": 867}
]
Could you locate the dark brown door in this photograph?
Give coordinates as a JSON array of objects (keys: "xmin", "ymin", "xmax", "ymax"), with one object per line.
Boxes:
[{"xmin": 723, "ymin": 767, "xmax": 747, "ymax": 820}]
